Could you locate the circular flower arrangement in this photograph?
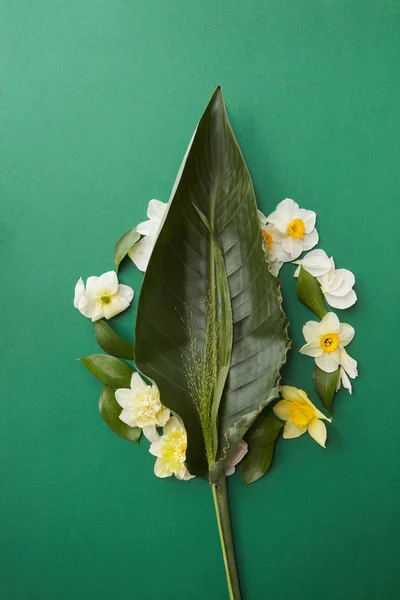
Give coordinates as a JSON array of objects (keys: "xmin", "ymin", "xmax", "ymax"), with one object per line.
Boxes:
[{"xmin": 74, "ymin": 88, "xmax": 358, "ymax": 600}]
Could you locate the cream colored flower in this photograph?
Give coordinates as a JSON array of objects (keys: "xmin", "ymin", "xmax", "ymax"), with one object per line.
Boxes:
[
  {"xmin": 257, "ymin": 210, "xmax": 291, "ymax": 276},
  {"xmin": 273, "ymin": 386, "xmax": 331, "ymax": 447},
  {"xmin": 294, "ymin": 249, "xmax": 357, "ymax": 309},
  {"xmin": 115, "ymin": 373, "xmax": 170, "ymax": 442},
  {"xmin": 74, "ymin": 271, "xmax": 134, "ymax": 321},
  {"xmin": 128, "ymin": 199, "xmax": 168, "ymax": 271},
  {"xmin": 149, "ymin": 416, "xmax": 194, "ymax": 480},
  {"xmin": 265, "ymin": 198, "xmax": 318, "ymax": 260},
  {"xmin": 225, "ymin": 440, "xmax": 248, "ymax": 476}
]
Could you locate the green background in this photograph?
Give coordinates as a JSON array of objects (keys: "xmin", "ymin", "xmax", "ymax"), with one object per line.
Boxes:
[{"xmin": 2, "ymin": 1, "xmax": 399, "ymax": 599}]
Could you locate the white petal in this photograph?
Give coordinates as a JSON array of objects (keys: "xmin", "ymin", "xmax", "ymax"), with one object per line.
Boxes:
[
  {"xmin": 298, "ymin": 209, "xmax": 316, "ymax": 233},
  {"xmin": 337, "ymin": 366, "xmax": 353, "ymax": 394},
  {"xmin": 154, "ymin": 457, "xmax": 172, "ymax": 478},
  {"xmin": 128, "ymin": 235, "xmax": 156, "ymax": 272},
  {"xmin": 280, "ymin": 386, "xmax": 303, "ymax": 402},
  {"xmin": 315, "ymin": 352, "xmax": 339, "ymax": 373},
  {"xmin": 299, "ymin": 341, "xmax": 324, "ymax": 357},
  {"xmin": 118, "ymin": 408, "xmax": 136, "ymax": 428},
  {"xmin": 290, "ymin": 238, "xmax": 304, "ymax": 260},
  {"xmin": 147, "ymin": 199, "xmax": 167, "ymax": 221},
  {"xmin": 130, "ymin": 372, "xmax": 148, "ymax": 391},
  {"xmin": 283, "ymin": 420, "xmax": 307, "ymax": 439},
  {"xmin": 333, "ymin": 269, "xmax": 355, "ymax": 295},
  {"xmin": 115, "ymin": 388, "xmax": 135, "ymax": 409},
  {"xmin": 157, "ymin": 408, "xmax": 170, "ymax": 427},
  {"xmin": 319, "ymin": 312, "xmax": 340, "ymax": 335},
  {"xmin": 294, "ymin": 249, "xmax": 331, "ymax": 278},
  {"xmin": 175, "ymin": 464, "xmax": 195, "ymax": 480},
  {"xmin": 269, "ymin": 260, "xmax": 283, "ymax": 277},
  {"xmin": 142, "ymin": 426, "xmax": 159, "ymax": 442},
  {"xmin": 302, "ymin": 320, "xmax": 323, "ymax": 343},
  {"xmin": 118, "ymin": 284, "xmax": 134, "ymax": 303},
  {"xmin": 339, "ymin": 348, "xmax": 358, "ymax": 379},
  {"xmin": 324, "ymin": 290, "xmax": 357, "ymax": 309},
  {"xmin": 103, "ymin": 295, "xmax": 130, "ymax": 319},
  {"xmin": 93, "ymin": 271, "xmax": 119, "ymax": 295},
  {"xmin": 267, "ymin": 199, "xmax": 298, "ymax": 232},
  {"xmin": 339, "ymin": 323, "xmax": 355, "ymax": 346},
  {"xmin": 302, "ymin": 228, "xmax": 319, "ymax": 251},
  {"xmin": 136, "ymin": 219, "xmax": 160, "ymax": 237},
  {"xmin": 85, "ymin": 276, "xmax": 99, "ymax": 292},
  {"xmin": 163, "ymin": 416, "xmax": 182, "ymax": 435},
  {"xmin": 74, "ymin": 278, "xmax": 85, "ymax": 308},
  {"xmin": 149, "ymin": 439, "xmax": 164, "ymax": 457},
  {"xmin": 308, "ymin": 418, "xmax": 327, "ymax": 448},
  {"xmin": 78, "ymin": 295, "xmax": 103, "ymax": 321}
]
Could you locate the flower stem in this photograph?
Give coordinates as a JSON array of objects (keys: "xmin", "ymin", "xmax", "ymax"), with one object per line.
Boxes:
[{"xmin": 212, "ymin": 475, "xmax": 242, "ymax": 600}]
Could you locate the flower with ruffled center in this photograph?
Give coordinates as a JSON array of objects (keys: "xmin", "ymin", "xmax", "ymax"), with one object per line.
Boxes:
[
  {"xmin": 149, "ymin": 417, "xmax": 194, "ymax": 480},
  {"xmin": 115, "ymin": 373, "xmax": 170, "ymax": 442},
  {"xmin": 265, "ymin": 198, "xmax": 318, "ymax": 260},
  {"xmin": 273, "ymin": 386, "xmax": 331, "ymax": 447}
]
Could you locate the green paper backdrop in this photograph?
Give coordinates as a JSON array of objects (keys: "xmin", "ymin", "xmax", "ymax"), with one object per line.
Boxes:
[{"xmin": 2, "ymin": 1, "xmax": 399, "ymax": 599}]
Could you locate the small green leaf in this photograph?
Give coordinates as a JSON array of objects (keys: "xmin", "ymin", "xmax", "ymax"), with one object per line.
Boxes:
[
  {"xmin": 99, "ymin": 385, "xmax": 141, "ymax": 443},
  {"xmin": 239, "ymin": 416, "xmax": 283, "ymax": 486},
  {"xmin": 297, "ymin": 266, "xmax": 328, "ymax": 319},
  {"xmin": 95, "ymin": 320, "xmax": 134, "ymax": 360},
  {"xmin": 114, "ymin": 228, "xmax": 140, "ymax": 271},
  {"xmin": 313, "ymin": 365, "xmax": 340, "ymax": 415},
  {"xmin": 79, "ymin": 354, "xmax": 133, "ymax": 388}
]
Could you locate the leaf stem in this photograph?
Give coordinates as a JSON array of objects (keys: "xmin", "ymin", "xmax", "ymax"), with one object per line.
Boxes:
[{"xmin": 212, "ymin": 475, "xmax": 242, "ymax": 600}]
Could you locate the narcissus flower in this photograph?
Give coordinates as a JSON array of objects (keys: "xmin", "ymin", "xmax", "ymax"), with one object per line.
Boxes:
[
  {"xmin": 257, "ymin": 210, "xmax": 291, "ymax": 276},
  {"xmin": 74, "ymin": 271, "xmax": 134, "ymax": 321},
  {"xmin": 300, "ymin": 312, "xmax": 358, "ymax": 386},
  {"xmin": 115, "ymin": 373, "xmax": 170, "ymax": 442},
  {"xmin": 225, "ymin": 440, "xmax": 248, "ymax": 476},
  {"xmin": 265, "ymin": 198, "xmax": 318, "ymax": 260},
  {"xmin": 273, "ymin": 386, "xmax": 331, "ymax": 447},
  {"xmin": 129, "ymin": 199, "xmax": 168, "ymax": 272},
  {"xmin": 149, "ymin": 417, "xmax": 194, "ymax": 480},
  {"xmin": 294, "ymin": 249, "xmax": 357, "ymax": 309}
]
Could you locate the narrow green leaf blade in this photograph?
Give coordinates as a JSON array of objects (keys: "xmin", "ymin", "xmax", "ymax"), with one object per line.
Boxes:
[
  {"xmin": 114, "ymin": 228, "xmax": 140, "ymax": 271},
  {"xmin": 297, "ymin": 267, "xmax": 328, "ymax": 319},
  {"xmin": 239, "ymin": 416, "xmax": 283, "ymax": 485},
  {"xmin": 99, "ymin": 385, "xmax": 141, "ymax": 442},
  {"xmin": 313, "ymin": 365, "xmax": 340, "ymax": 415},
  {"xmin": 80, "ymin": 354, "xmax": 133, "ymax": 389},
  {"xmin": 134, "ymin": 87, "xmax": 290, "ymax": 478},
  {"xmin": 95, "ymin": 320, "xmax": 134, "ymax": 360}
]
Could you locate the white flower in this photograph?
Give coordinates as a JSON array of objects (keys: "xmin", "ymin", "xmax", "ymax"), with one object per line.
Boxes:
[
  {"xmin": 265, "ymin": 198, "xmax": 318, "ymax": 260},
  {"xmin": 257, "ymin": 210, "xmax": 291, "ymax": 275},
  {"xmin": 115, "ymin": 373, "xmax": 170, "ymax": 442},
  {"xmin": 149, "ymin": 416, "xmax": 195, "ymax": 480},
  {"xmin": 128, "ymin": 199, "xmax": 168, "ymax": 272},
  {"xmin": 300, "ymin": 312, "xmax": 358, "ymax": 388},
  {"xmin": 74, "ymin": 271, "xmax": 134, "ymax": 321},
  {"xmin": 225, "ymin": 440, "xmax": 248, "ymax": 476},
  {"xmin": 294, "ymin": 249, "xmax": 357, "ymax": 309}
]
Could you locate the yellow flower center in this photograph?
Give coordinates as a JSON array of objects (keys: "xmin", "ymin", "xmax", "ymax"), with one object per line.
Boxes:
[
  {"xmin": 136, "ymin": 388, "xmax": 162, "ymax": 424},
  {"xmin": 162, "ymin": 429, "xmax": 187, "ymax": 466},
  {"xmin": 262, "ymin": 228, "xmax": 272, "ymax": 249},
  {"xmin": 287, "ymin": 218, "xmax": 305, "ymax": 239},
  {"xmin": 289, "ymin": 402, "xmax": 315, "ymax": 427},
  {"xmin": 320, "ymin": 333, "xmax": 340, "ymax": 353},
  {"xmin": 100, "ymin": 295, "xmax": 112, "ymax": 304}
]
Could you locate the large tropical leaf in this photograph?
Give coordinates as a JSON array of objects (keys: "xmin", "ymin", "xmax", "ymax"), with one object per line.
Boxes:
[{"xmin": 134, "ymin": 87, "xmax": 290, "ymax": 479}]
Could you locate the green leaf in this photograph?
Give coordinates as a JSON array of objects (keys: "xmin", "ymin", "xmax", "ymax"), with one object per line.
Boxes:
[
  {"xmin": 313, "ymin": 365, "xmax": 340, "ymax": 415},
  {"xmin": 79, "ymin": 354, "xmax": 133, "ymax": 389},
  {"xmin": 114, "ymin": 228, "xmax": 140, "ymax": 271},
  {"xmin": 239, "ymin": 417, "xmax": 283, "ymax": 485},
  {"xmin": 134, "ymin": 87, "xmax": 290, "ymax": 479},
  {"xmin": 99, "ymin": 385, "xmax": 141, "ymax": 443},
  {"xmin": 297, "ymin": 266, "xmax": 328, "ymax": 319},
  {"xmin": 95, "ymin": 320, "xmax": 134, "ymax": 360}
]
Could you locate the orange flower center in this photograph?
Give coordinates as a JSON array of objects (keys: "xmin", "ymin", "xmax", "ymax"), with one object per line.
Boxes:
[
  {"xmin": 262, "ymin": 228, "xmax": 272, "ymax": 249},
  {"xmin": 289, "ymin": 402, "xmax": 314, "ymax": 427},
  {"xmin": 287, "ymin": 218, "xmax": 305, "ymax": 239},
  {"xmin": 320, "ymin": 333, "xmax": 340, "ymax": 353}
]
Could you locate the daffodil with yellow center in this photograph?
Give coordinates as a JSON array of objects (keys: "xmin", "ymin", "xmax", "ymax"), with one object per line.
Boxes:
[
  {"xmin": 265, "ymin": 198, "xmax": 318, "ymax": 260},
  {"xmin": 273, "ymin": 386, "xmax": 331, "ymax": 447},
  {"xmin": 115, "ymin": 373, "xmax": 170, "ymax": 442},
  {"xmin": 149, "ymin": 417, "xmax": 195, "ymax": 480}
]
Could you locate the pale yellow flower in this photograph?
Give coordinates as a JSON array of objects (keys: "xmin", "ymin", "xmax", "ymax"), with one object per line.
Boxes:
[
  {"xmin": 115, "ymin": 373, "xmax": 170, "ymax": 442},
  {"xmin": 273, "ymin": 386, "xmax": 331, "ymax": 448},
  {"xmin": 149, "ymin": 417, "xmax": 194, "ymax": 480}
]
